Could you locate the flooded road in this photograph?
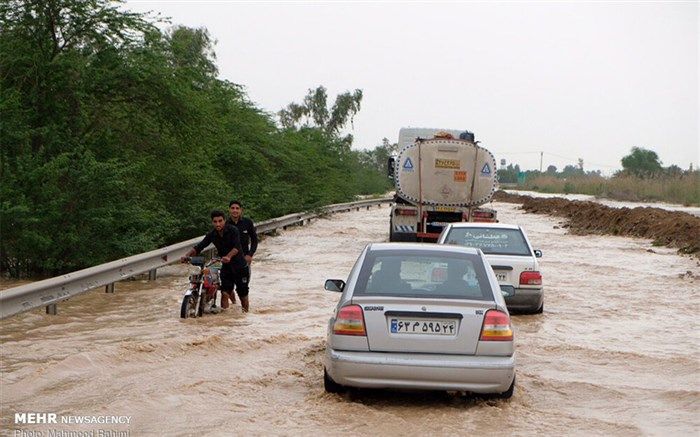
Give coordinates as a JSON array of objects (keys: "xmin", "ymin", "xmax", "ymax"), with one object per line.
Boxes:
[{"xmin": 1, "ymin": 202, "xmax": 698, "ymax": 436}]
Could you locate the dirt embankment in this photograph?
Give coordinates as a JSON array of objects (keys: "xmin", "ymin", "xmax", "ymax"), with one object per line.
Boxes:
[{"xmin": 494, "ymin": 191, "xmax": 700, "ymax": 257}]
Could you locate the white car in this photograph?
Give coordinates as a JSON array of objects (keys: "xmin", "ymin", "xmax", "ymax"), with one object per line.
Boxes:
[
  {"xmin": 323, "ymin": 243, "xmax": 515, "ymax": 398},
  {"xmin": 438, "ymin": 223, "xmax": 543, "ymax": 313}
]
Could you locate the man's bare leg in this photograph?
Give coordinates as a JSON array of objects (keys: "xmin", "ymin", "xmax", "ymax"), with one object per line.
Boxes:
[{"xmin": 220, "ymin": 291, "xmax": 232, "ymax": 309}]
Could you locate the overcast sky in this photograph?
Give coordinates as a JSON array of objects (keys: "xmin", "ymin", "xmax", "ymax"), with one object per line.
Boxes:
[{"xmin": 126, "ymin": 1, "xmax": 698, "ymax": 174}]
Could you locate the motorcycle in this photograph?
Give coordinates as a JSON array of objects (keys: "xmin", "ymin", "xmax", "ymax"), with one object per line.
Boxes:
[{"xmin": 180, "ymin": 256, "xmax": 222, "ymax": 319}]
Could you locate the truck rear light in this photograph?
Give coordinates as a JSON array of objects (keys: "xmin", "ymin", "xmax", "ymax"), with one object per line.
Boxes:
[
  {"xmin": 333, "ymin": 305, "xmax": 366, "ymax": 336},
  {"xmin": 471, "ymin": 210, "xmax": 497, "ymax": 223},
  {"xmin": 395, "ymin": 208, "xmax": 417, "ymax": 216},
  {"xmin": 480, "ymin": 309, "xmax": 513, "ymax": 341},
  {"xmin": 519, "ymin": 271, "xmax": 542, "ymax": 285},
  {"xmin": 462, "ymin": 212, "xmax": 468, "ymax": 221},
  {"xmin": 472, "ymin": 210, "xmax": 494, "ymax": 218}
]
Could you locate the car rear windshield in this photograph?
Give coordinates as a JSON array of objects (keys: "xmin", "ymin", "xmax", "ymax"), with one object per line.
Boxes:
[
  {"xmin": 353, "ymin": 251, "xmax": 493, "ymax": 300},
  {"xmin": 443, "ymin": 227, "xmax": 531, "ymax": 256}
]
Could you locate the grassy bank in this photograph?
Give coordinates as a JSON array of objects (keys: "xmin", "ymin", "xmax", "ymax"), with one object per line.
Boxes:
[{"xmin": 522, "ymin": 173, "xmax": 700, "ymax": 206}]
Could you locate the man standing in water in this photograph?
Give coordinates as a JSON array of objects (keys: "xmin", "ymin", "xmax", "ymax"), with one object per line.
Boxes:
[
  {"xmin": 181, "ymin": 210, "xmax": 249, "ymax": 311},
  {"xmin": 226, "ymin": 200, "xmax": 257, "ymax": 312}
]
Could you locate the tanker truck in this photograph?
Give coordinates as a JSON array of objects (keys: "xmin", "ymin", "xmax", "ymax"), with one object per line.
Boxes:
[{"xmin": 388, "ymin": 127, "xmax": 498, "ymax": 242}]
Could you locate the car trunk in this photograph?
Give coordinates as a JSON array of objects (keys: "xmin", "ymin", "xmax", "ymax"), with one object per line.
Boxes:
[
  {"xmin": 485, "ymin": 254, "xmax": 536, "ymax": 287},
  {"xmin": 352, "ymin": 296, "xmax": 494, "ymax": 355}
]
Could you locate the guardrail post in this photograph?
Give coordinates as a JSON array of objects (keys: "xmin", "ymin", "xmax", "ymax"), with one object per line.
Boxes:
[
  {"xmin": 148, "ymin": 269, "xmax": 157, "ymax": 280},
  {"xmin": 105, "ymin": 283, "xmax": 115, "ymax": 293},
  {"xmin": 46, "ymin": 304, "xmax": 57, "ymax": 315}
]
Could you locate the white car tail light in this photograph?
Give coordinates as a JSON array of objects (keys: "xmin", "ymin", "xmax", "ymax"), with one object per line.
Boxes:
[{"xmin": 519, "ymin": 271, "xmax": 542, "ymax": 286}]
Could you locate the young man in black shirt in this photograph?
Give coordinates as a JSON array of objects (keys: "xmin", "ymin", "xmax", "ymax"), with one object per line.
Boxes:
[
  {"xmin": 227, "ymin": 200, "xmax": 258, "ymax": 264},
  {"xmin": 226, "ymin": 200, "xmax": 257, "ymax": 312},
  {"xmin": 181, "ymin": 210, "xmax": 250, "ymax": 311}
]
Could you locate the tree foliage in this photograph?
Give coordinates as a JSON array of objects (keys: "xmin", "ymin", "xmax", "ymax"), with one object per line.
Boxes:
[
  {"xmin": 278, "ymin": 86, "xmax": 363, "ymax": 136},
  {"xmin": 620, "ymin": 147, "xmax": 663, "ymax": 178},
  {"xmin": 0, "ymin": 0, "xmax": 389, "ymax": 277}
]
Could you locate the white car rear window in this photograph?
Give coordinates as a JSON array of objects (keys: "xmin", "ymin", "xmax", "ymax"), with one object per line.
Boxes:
[
  {"xmin": 444, "ymin": 228, "xmax": 531, "ymax": 256},
  {"xmin": 354, "ymin": 252, "xmax": 492, "ymax": 300}
]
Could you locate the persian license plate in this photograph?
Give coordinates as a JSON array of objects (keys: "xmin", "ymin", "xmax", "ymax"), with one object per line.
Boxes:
[
  {"xmin": 435, "ymin": 206, "xmax": 455, "ymax": 212},
  {"xmin": 390, "ymin": 319, "xmax": 456, "ymax": 335},
  {"xmin": 495, "ymin": 271, "xmax": 508, "ymax": 281}
]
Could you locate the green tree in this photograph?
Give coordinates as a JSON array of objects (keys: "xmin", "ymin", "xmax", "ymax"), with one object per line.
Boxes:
[
  {"xmin": 0, "ymin": 0, "xmax": 389, "ymax": 278},
  {"xmin": 620, "ymin": 147, "xmax": 663, "ymax": 178},
  {"xmin": 278, "ymin": 86, "xmax": 363, "ymax": 135}
]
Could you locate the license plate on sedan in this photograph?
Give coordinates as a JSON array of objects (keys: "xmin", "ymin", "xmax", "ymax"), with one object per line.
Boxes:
[
  {"xmin": 495, "ymin": 272, "xmax": 508, "ymax": 281},
  {"xmin": 390, "ymin": 319, "xmax": 456, "ymax": 335}
]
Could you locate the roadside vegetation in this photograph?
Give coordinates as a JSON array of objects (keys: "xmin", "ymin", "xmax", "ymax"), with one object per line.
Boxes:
[
  {"xmin": 497, "ymin": 147, "xmax": 699, "ymax": 206},
  {"xmin": 0, "ymin": 0, "xmax": 392, "ymax": 278}
]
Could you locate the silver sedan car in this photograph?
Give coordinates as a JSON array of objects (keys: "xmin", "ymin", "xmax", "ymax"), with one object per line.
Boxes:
[{"xmin": 323, "ymin": 243, "xmax": 515, "ymax": 398}]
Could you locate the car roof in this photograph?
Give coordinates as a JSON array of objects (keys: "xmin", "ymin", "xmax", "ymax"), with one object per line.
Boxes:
[
  {"xmin": 368, "ymin": 242, "xmax": 482, "ymax": 255},
  {"xmin": 445, "ymin": 222, "xmax": 522, "ymax": 230}
]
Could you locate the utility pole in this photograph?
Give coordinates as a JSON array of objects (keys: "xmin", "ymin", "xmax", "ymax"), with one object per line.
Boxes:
[{"xmin": 539, "ymin": 152, "xmax": 543, "ymax": 172}]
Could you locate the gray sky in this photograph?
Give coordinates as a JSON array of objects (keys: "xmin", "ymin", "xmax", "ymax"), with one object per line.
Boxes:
[{"xmin": 126, "ymin": 1, "xmax": 698, "ymax": 174}]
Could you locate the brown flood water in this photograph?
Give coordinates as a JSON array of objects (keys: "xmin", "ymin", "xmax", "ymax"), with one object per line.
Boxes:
[{"xmin": 1, "ymin": 202, "xmax": 698, "ymax": 436}]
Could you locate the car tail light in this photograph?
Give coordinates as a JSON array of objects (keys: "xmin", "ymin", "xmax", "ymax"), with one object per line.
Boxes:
[
  {"xmin": 395, "ymin": 208, "xmax": 417, "ymax": 216},
  {"xmin": 333, "ymin": 305, "xmax": 366, "ymax": 336},
  {"xmin": 519, "ymin": 271, "xmax": 542, "ymax": 286},
  {"xmin": 480, "ymin": 310, "xmax": 513, "ymax": 341}
]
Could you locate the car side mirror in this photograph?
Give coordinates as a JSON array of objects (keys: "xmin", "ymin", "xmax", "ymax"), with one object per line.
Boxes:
[
  {"xmin": 324, "ymin": 279, "xmax": 345, "ymax": 292},
  {"xmin": 387, "ymin": 157, "xmax": 396, "ymax": 179},
  {"xmin": 534, "ymin": 249, "xmax": 542, "ymax": 258}
]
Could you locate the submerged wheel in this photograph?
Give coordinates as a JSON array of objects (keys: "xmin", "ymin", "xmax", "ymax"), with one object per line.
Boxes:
[
  {"xmin": 495, "ymin": 376, "xmax": 515, "ymax": 399},
  {"xmin": 180, "ymin": 291, "xmax": 202, "ymax": 319},
  {"xmin": 323, "ymin": 368, "xmax": 345, "ymax": 394}
]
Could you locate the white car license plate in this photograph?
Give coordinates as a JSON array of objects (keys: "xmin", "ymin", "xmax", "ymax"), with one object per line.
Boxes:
[
  {"xmin": 495, "ymin": 271, "xmax": 508, "ymax": 281},
  {"xmin": 390, "ymin": 319, "xmax": 456, "ymax": 335}
]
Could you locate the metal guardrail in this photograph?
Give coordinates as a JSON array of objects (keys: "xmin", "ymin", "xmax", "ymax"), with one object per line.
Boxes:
[{"xmin": 0, "ymin": 197, "xmax": 391, "ymax": 319}]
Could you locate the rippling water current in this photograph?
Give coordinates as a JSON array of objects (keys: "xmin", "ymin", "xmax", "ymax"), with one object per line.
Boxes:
[{"xmin": 1, "ymin": 202, "xmax": 698, "ymax": 436}]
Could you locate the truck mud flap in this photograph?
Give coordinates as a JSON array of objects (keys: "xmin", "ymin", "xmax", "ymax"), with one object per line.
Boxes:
[{"xmin": 390, "ymin": 232, "xmax": 418, "ymax": 242}]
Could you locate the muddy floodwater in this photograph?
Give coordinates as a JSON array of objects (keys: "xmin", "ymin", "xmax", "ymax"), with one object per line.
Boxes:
[{"xmin": 1, "ymin": 202, "xmax": 698, "ymax": 436}]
